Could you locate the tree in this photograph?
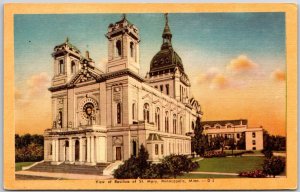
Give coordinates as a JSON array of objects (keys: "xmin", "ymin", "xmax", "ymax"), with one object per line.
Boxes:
[
  {"xmin": 236, "ymin": 133, "xmax": 246, "ymax": 150},
  {"xmin": 15, "ymin": 134, "xmax": 44, "ymax": 162},
  {"xmin": 137, "ymin": 144, "xmax": 150, "ymax": 173},
  {"xmin": 191, "ymin": 116, "xmax": 208, "ymax": 156},
  {"xmin": 263, "ymin": 156, "xmax": 285, "ymax": 178},
  {"xmin": 226, "ymin": 138, "xmax": 235, "ymax": 155}
]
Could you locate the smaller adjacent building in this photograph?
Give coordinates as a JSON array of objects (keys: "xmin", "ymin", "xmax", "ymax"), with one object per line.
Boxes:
[{"xmin": 201, "ymin": 119, "xmax": 263, "ymax": 150}]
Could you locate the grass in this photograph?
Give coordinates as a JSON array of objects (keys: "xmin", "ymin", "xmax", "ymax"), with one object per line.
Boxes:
[
  {"xmin": 178, "ymin": 173, "xmax": 240, "ymax": 178},
  {"xmin": 195, "ymin": 156, "xmax": 265, "ymax": 173},
  {"xmin": 15, "ymin": 162, "xmax": 35, "ymax": 171}
]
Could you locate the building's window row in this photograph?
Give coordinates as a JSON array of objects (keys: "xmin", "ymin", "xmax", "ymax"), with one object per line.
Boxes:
[
  {"xmin": 138, "ymin": 103, "xmax": 186, "ymax": 135},
  {"xmin": 179, "ymin": 85, "xmax": 187, "ymax": 102},
  {"xmin": 207, "ymin": 133, "xmax": 244, "ymax": 140},
  {"xmin": 152, "ymin": 142, "xmax": 189, "ymax": 157},
  {"xmin": 59, "ymin": 59, "xmax": 65, "ymax": 74},
  {"xmin": 115, "ymin": 40, "xmax": 122, "ymax": 57},
  {"xmin": 117, "ymin": 103, "xmax": 122, "ymax": 124},
  {"xmin": 154, "ymin": 84, "xmax": 170, "ymax": 95},
  {"xmin": 204, "ymin": 124, "xmax": 236, "ymax": 130}
]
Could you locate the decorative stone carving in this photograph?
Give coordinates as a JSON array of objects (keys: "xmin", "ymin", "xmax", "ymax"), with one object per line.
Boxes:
[
  {"xmin": 113, "ymin": 136, "xmax": 123, "ymax": 146},
  {"xmin": 52, "ymin": 121, "xmax": 57, "ymax": 129},
  {"xmin": 68, "ymin": 121, "xmax": 73, "ymax": 128},
  {"xmin": 78, "ymin": 96, "xmax": 99, "ymax": 126}
]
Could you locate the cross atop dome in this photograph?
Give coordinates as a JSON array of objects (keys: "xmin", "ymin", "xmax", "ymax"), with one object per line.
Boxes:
[{"xmin": 162, "ymin": 13, "xmax": 172, "ymax": 48}]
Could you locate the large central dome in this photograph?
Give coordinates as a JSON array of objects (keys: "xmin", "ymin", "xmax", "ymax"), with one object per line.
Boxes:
[{"xmin": 149, "ymin": 14, "xmax": 185, "ymax": 76}]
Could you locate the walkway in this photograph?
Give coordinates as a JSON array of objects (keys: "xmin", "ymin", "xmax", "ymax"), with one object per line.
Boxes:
[{"xmin": 15, "ymin": 170, "xmax": 113, "ymax": 180}]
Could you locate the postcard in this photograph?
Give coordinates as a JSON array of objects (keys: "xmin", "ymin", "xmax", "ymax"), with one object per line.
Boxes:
[{"xmin": 3, "ymin": 3, "xmax": 297, "ymax": 190}]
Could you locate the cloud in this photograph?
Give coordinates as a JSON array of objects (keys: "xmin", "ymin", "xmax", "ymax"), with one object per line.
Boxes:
[
  {"xmin": 210, "ymin": 74, "xmax": 230, "ymax": 89},
  {"xmin": 227, "ymin": 55, "xmax": 258, "ymax": 73},
  {"xmin": 16, "ymin": 72, "xmax": 51, "ymax": 102},
  {"xmin": 196, "ymin": 67, "xmax": 220, "ymax": 83},
  {"xmin": 271, "ymin": 69, "xmax": 286, "ymax": 81},
  {"xmin": 196, "ymin": 67, "xmax": 248, "ymax": 90}
]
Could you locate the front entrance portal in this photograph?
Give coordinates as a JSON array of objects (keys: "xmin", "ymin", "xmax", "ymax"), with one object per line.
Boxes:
[
  {"xmin": 65, "ymin": 141, "xmax": 69, "ymax": 161},
  {"xmin": 132, "ymin": 141, "xmax": 137, "ymax": 157},
  {"xmin": 116, "ymin": 147, "xmax": 122, "ymax": 161},
  {"xmin": 75, "ymin": 140, "xmax": 80, "ymax": 161}
]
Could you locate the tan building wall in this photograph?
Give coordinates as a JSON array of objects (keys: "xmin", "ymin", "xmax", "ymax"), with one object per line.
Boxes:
[
  {"xmin": 44, "ymin": 15, "xmax": 201, "ymax": 165},
  {"xmin": 245, "ymin": 129, "xmax": 263, "ymax": 150},
  {"xmin": 202, "ymin": 120, "xmax": 264, "ymax": 150}
]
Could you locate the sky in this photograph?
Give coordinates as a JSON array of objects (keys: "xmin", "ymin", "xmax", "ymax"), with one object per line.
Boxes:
[{"xmin": 14, "ymin": 13, "xmax": 286, "ymax": 136}]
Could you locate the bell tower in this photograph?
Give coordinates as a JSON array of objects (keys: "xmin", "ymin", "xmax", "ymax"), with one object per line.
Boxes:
[
  {"xmin": 51, "ymin": 37, "xmax": 82, "ymax": 86},
  {"xmin": 105, "ymin": 14, "xmax": 140, "ymax": 74}
]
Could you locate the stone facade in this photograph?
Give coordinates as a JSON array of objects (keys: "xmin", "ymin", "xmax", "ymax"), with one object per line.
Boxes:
[
  {"xmin": 44, "ymin": 14, "xmax": 201, "ymax": 165},
  {"xmin": 202, "ymin": 119, "xmax": 264, "ymax": 150}
]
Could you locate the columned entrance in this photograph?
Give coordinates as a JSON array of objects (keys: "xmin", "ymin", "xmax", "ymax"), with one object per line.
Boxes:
[
  {"xmin": 75, "ymin": 140, "xmax": 80, "ymax": 161},
  {"xmin": 65, "ymin": 140, "xmax": 69, "ymax": 161},
  {"xmin": 116, "ymin": 147, "xmax": 122, "ymax": 160},
  {"xmin": 132, "ymin": 140, "xmax": 137, "ymax": 157}
]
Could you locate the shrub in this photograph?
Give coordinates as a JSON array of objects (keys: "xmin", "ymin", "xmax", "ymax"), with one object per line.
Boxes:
[
  {"xmin": 263, "ymin": 156, "xmax": 285, "ymax": 178},
  {"xmin": 142, "ymin": 163, "xmax": 166, "ymax": 179},
  {"xmin": 15, "ymin": 134, "xmax": 44, "ymax": 162},
  {"xmin": 113, "ymin": 155, "xmax": 141, "ymax": 179},
  {"xmin": 203, "ymin": 150, "xmax": 226, "ymax": 158},
  {"xmin": 113, "ymin": 147, "xmax": 199, "ymax": 179},
  {"xmin": 239, "ymin": 170, "xmax": 266, "ymax": 178},
  {"xmin": 162, "ymin": 154, "xmax": 198, "ymax": 178},
  {"xmin": 15, "ymin": 143, "xmax": 43, "ymax": 162},
  {"xmin": 113, "ymin": 144, "xmax": 150, "ymax": 179},
  {"xmin": 262, "ymin": 149, "xmax": 273, "ymax": 158}
]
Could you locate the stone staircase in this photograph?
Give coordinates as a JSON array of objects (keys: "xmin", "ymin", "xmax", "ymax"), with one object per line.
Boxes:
[{"xmin": 28, "ymin": 162, "xmax": 110, "ymax": 175}]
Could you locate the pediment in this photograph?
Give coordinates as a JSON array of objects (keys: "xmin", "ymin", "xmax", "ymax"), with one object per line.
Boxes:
[{"xmin": 68, "ymin": 68, "xmax": 100, "ymax": 86}]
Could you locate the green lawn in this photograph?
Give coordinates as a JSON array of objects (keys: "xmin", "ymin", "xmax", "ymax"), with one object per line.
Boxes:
[
  {"xmin": 195, "ymin": 156, "xmax": 265, "ymax": 173},
  {"xmin": 178, "ymin": 173, "xmax": 239, "ymax": 178},
  {"xmin": 15, "ymin": 162, "xmax": 35, "ymax": 171}
]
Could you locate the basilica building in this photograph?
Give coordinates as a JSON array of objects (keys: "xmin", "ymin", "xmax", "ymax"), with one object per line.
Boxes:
[{"xmin": 44, "ymin": 14, "xmax": 201, "ymax": 165}]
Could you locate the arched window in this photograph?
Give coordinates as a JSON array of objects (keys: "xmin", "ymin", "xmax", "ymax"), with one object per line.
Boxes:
[
  {"xmin": 165, "ymin": 111, "xmax": 169, "ymax": 132},
  {"xmin": 117, "ymin": 103, "xmax": 121, "ymax": 124},
  {"xmin": 130, "ymin": 42, "xmax": 134, "ymax": 58},
  {"xmin": 192, "ymin": 121, "xmax": 195, "ymax": 130},
  {"xmin": 132, "ymin": 103, "xmax": 136, "ymax": 120},
  {"xmin": 58, "ymin": 111, "xmax": 63, "ymax": 128},
  {"xmin": 116, "ymin": 40, "xmax": 122, "ymax": 57},
  {"xmin": 71, "ymin": 61, "xmax": 76, "ymax": 74},
  {"xmin": 180, "ymin": 116, "xmax": 183, "ymax": 135},
  {"xmin": 155, "ymin": 107, "xmax": 160, "ymax": 131},
  {"xmin": 143, "ymin": 103, "xmax": 150, "ymax": 123},
  {"xmin": 173, "ymin": 114, "xmax": 177, "ymax": 134},
  {"xmin": 65, "ymin": 140, "xmax": 69, "ymax": 147},
  {"xmin": 59, "ymin": 59, "xmax": 64, "ymax": 74},
  {"xmin": 49, "ymin": 144, "xmax": 52, "ymax": 155}
]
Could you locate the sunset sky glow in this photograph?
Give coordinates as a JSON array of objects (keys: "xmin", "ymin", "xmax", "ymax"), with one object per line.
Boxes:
[{"xmin": 14, "ymin": 13, "xmax": 286, "ymax": 136}]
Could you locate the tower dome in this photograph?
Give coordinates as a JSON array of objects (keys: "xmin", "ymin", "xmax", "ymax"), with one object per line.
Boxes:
[{"xmin": 149, "ymin": 13, "xmax": 185, "ymax": 76}]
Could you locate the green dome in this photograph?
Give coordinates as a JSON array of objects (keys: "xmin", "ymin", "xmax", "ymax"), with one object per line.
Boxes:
[
  {"xmin": 149, "ymin": 47, "xmax": 184, "ymax": 74},
  {"xmin": 149, "ymin": 13, "xmax": 185, "ymax": 75}
]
